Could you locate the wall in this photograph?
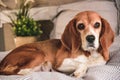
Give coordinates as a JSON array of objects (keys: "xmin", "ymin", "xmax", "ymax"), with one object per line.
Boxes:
[{"xmin": 1, "ymin": 0, "xmax": 80, "ymax": 9}]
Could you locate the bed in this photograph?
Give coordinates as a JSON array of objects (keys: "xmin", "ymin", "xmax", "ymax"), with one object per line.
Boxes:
[{"xmin": 0, "ymin": 0, "xmax": 120, "ymax": 80}]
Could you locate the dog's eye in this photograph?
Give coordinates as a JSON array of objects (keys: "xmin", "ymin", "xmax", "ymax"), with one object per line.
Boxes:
[
  {"xmin": 94, "ymin": 22, "xmax": 100, "ymax": 28},
  {"xmin": 77, "ymin": 23, "xmax": 85, "ymax": 30}
]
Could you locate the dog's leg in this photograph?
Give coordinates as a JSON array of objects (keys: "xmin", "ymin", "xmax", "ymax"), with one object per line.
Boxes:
[
  {"xmin": 73, "ymin": 63, "xmax": 88, "ymax": 78},
  {"xmin": 33, "ymin": 61, "xmax": 54, "ymax": 72},
  {"xmin": 18, "ymin": 61, "xmax": 54, "ymax": 74}
]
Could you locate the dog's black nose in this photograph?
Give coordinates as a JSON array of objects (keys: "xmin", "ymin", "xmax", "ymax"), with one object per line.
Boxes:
[{"xmin": 86, "ymin": 35, "xmax": 95, "ymax": 43}]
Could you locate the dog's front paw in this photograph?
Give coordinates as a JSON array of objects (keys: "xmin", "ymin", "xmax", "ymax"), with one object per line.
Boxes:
[
  {"xmin": 73, "ymin": 64, "xmax": 87, "ymax": 78},
  {"xmin": 73, "ymin": 69, "xmax": 86, "ymax": 78}
]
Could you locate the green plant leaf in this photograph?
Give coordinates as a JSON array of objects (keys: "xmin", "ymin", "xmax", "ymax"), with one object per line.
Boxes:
[{"xmin": 6, "ymin": 0, "xmax": 43, "ymax": 36}]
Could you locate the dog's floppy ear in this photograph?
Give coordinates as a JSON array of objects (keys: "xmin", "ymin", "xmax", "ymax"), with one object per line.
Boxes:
[
  {"xmin": 61, "ymin": 18, "xmax": 81, "ymax": 52},
  {"xmin": 99, "ymin": 18, "xmax": 114, "ymax": 61}
]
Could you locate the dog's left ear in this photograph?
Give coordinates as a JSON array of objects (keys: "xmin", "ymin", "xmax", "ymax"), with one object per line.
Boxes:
[
  {"xmin": 99, "ymin": 18, "xmax": 115, "ymax": 61},
  {"xmin": 61, "ymin": 18, "xmax": 81, "ymax": 52}
]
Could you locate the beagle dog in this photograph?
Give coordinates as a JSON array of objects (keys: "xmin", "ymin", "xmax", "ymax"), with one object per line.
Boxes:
[{"xmin": 0, "ymin": 11, "xmax": 114, "ymax": 77}]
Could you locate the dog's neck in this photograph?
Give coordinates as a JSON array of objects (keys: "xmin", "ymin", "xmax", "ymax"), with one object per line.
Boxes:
[{"xmin": 89, "ymin": 50, "xmax": 99, "ymax": 58}]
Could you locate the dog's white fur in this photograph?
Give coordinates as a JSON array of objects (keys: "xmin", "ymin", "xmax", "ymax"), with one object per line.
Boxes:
[
  {"xmin": 77, "ymin": 21, "xmax": 102, "ymax": 51},
  {"xmin": 58, "ymin": 51, "xmax": 106, "ymax": 77}
]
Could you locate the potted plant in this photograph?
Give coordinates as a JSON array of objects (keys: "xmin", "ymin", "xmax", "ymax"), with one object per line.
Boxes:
[{"xmin": 9, "ymin": 0, "xmax": 42, "ymax": 47}]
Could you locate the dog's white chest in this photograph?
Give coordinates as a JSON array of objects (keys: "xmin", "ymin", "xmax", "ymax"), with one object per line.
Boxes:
[
  {"xmin": 57, "ymin": 55, "xmax": 88, "ymax": 72},
  {"xmin": 88, "ymin": 51, "xmax": 106, "ymax": 67},
  {"xmin": 58, "ymin": 51, "xmax": 106, "ymax": 73}
]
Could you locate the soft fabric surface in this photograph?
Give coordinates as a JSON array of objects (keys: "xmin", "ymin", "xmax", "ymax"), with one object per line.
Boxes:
[
  {"xmin": 0, "ymin": 72, "xmax": 81, "ymax": 80},
  {"xmin": 115, "ymin": 0, "xmax": 120, "ymax": 34},
  {"xmin": 0, "ymin": 36, "xmax": 120, "ymax": 80}
]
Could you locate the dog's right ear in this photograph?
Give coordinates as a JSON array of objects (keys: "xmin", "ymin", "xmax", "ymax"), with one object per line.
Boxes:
[
  {"xmin": 61, "ymin": 18, "xmax": 81, "ymax": 52},
  {"xmin": 99, "ymin": 18, "xmax": 114, "ymax": 61}
]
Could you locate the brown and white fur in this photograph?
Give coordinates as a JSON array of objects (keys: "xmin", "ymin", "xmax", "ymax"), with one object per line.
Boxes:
[{"xmin": 0, "ymin": 11, "xmax": 114, "ymax": 78}]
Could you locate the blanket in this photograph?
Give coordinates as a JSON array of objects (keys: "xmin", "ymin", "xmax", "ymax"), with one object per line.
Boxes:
[{"xmin": 0, "ymin": 36, "xmax": 120, "ymax": 80}]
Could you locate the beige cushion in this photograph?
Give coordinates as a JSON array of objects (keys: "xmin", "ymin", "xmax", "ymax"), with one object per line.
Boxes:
[
  {"xmin": 50, "ymin": 1, "xmax": 118, "ymax": 39},
  {"xmin": 0, "ymin": 23, "xmax": 15, "ymax": 51}
]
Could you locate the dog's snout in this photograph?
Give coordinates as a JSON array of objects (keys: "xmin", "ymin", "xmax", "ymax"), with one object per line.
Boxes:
[{"xmin": 86, "ymin": 35, "xmax": 95, "ymax": 43}]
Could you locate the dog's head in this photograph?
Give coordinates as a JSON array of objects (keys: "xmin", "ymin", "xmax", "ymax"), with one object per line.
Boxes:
[{"xmin": 61, "ymin": 11, "xmax": 114, "ymax": 60}]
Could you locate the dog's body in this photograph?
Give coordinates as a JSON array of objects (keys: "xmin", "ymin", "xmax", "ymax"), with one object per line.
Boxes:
[{"xmin": 0, "ymin": 11, "xmax": 114, "ymax": 77}]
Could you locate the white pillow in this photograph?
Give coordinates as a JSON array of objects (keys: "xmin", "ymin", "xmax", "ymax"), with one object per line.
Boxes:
[
  {"xmin": 50, "ymin": 1, "xmax": 118, "ymax": 39},
  {"xmin": 50, "ymin": 10, "xmax": 80, "ymax": 39}
]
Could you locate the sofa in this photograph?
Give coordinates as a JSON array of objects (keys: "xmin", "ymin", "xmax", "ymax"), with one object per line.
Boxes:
[{"xmin": 0, "ymin": 0, "xmax": 120, "ymax": 80}]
